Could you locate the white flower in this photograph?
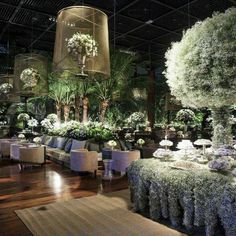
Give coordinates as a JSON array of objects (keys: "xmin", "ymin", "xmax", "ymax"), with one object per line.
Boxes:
[
  {"xmin": 0, "ymin": 83, "xmax": 13, "ymax": 94},
  {"xmin": 108, "ymin": 140, "xmax": 117, "ymax": 148},
  {"xmin": 194, "ymin": 139, "xmax": 212, "ymax": 146},
  {"xmin": 18, "ymin": 134, "xmax": 25, "ymax": 139},
  {"xmin": 67, "ymin": 32, "xmax": 98, "ymax": 57},
  {"xmin": 160, "ymin": 140, "xmax": 173, "ymax": 147},
  {"xmin": 33, "ymin": 137, "xmax": 41, "ymax": 144},
  {"xmin": 27, "ymin": 118, "xmax": 38, "ymax": 127},
  {"xmin": 20, "ymin": 68, "xmax": 40, "ymax": 89},
  {"xmin": 177, "ymin": 140, "xmax": 194, "ymax": 150},
  {"xmin": 137, "ymin": 138, "xmax": 145, "ymax": 145}
]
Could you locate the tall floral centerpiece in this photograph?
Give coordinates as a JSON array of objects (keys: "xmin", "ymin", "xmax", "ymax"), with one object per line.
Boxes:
[
  {"xmin": 176, "ymin": 109, "xmax": 195, "ymax": 134},
  {"xmin": 67, "ymin": 32, "xmax": 98, "ymax": 76},
  {"xmin": 20, "ymin": 68, "xmax": 40, "ymax": 89},
  {"xmin": 127, "ymin": 112, "xmax": 145, "ymax": 130},
  {"xmin": 165, "ymin": 8, "xmax": 236, "ymax": 149}
]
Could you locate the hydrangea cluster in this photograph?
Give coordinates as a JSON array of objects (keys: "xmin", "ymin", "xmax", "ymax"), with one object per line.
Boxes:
[
  {"xmin": 214, "ymin": 145, "xmax": 236, "ymax": 157},
  {"xmin": 20, "ymin": 68, "xmax": 40, "ymax": 89},
  {"xmin": 46, "ymin": 113, "xmax": 58, "ymax": 123},
  {"xmin": 27, "ymin": 118, "xmax": 38, "ymax": 127},
  {"xmin": 67, "ymin": 32, "xmax": 98, "ymax": 57},
  {"xmin": 208, "ymin": 157, "xmax": 232, "ymax": 171},
  {"xmin": 41, "ymin": 118, "xmax": 53, "ymax": 131}
]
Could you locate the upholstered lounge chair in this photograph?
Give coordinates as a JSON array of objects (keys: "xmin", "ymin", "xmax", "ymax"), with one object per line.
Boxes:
[
  {"xmin": 111, "ymin": 150, "xmax": 140, "ymax": 174},
  {"xmin": 70, "ymin": 149, "xmax": 98, "ymax": 176},
  {"xmin": 19, "ymin": 145, "xmax": 45, "ymax": 166}
]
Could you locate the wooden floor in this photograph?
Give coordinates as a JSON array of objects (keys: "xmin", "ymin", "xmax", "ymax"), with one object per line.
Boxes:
[{"xmin": 0, "ymin": 160, "xmax": 128, "ymax": 236}]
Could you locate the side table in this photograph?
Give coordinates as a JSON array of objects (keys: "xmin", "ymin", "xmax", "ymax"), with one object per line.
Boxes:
[{"xmin": 102, "ymin": 159, "xmax": 113, "ymax": 180}]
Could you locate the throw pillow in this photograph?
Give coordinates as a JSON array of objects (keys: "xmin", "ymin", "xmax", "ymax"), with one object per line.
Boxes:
[{"xmin": 64, "ymin": 139, "xmax": 72, "ymax": 153}]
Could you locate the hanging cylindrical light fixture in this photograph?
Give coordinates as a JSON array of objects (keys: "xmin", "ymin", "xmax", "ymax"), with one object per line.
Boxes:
[
  {"xmin": 13, "ymin": 53, "xmax": 48, "ymax": 96},
  {"xmin": 53, "ymin": 6, "xmax": 110, "ymax": 77}
]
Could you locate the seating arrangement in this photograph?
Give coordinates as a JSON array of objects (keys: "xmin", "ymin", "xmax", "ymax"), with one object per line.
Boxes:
[
  {"xmin": 111, "ymin": 150, "xmax": 141, "ymax": 175},
  {"xmin": 19, "ymin": 145, "xmax": 45, "ymax": 166},
  {"xmin": 70, "ymin": 149, "xmax": 98, "ymax": 176}
]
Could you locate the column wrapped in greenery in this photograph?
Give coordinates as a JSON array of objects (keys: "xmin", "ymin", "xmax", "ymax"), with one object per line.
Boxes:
[{"xmin": 165, "ymin": 8, "xmax": 236, "ymax": 148}]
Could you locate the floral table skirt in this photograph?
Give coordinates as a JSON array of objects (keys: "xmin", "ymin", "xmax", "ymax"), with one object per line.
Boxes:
[{"xmin": 127, "ymin": 159, "xmax": 236, "ymax": 236}]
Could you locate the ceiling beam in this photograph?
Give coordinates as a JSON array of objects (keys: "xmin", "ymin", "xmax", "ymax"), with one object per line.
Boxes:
[
  {"xmin": 0, "ymin": 20, "xmax": 55, "ymax": 34},
  {"xmin": 0, "ymin": 2, "xmax": 55, "ymax": 18},
  {"xmin": 111, "ymin": 0, "xmax": 199, "ymax": 42},
  {"xmin": 0, "ymin": 0, "xmax": 25, "ymax": 39},
  {"xmin": 28, "ymin": 0, "xmax": 82, "ymax": 49},
  {"xmin": 151, "ymin": 0, "xmax": 200, "ymax": 21},
  {"xmin": 108, "ymin": 0, "xmax": 140, "ymax": 19}
]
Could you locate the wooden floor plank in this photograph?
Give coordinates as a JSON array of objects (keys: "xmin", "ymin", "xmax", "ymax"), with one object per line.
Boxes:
[{"xmin": 0, "ymin": 160, "xmax": 128, "ymax": 236}]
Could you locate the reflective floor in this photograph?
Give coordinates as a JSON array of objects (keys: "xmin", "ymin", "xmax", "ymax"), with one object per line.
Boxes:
[{"xmin": 0, "ymin": 160, "xmax": 128, "ymax": 236}]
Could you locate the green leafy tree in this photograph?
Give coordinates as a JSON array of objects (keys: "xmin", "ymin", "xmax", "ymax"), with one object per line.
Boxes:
[
  {"xmin": 165, "ymin": 8, "xmax": 236, "ymax": 148},
  {"xmin": 94, "ymin": 50, "xmax": 135, "ymax": 123}
]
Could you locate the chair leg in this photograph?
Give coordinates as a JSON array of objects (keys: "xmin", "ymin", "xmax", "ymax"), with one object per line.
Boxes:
[{"xmin": 94, "ymin": 170, "xmax": 97, "ymax": 178}]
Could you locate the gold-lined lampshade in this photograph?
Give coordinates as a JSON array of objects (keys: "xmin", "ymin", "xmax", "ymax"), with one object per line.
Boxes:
[
  {"xmin": 14, "ymin": 53, "xmax": 48, "ymax": 96},
  {"xmin": 0, "ymin": 74, "xmax": 19, "ymax": 102},
  {"xmin": 53, "ymin": 6, "xmax": 110, "ymax": 77}
]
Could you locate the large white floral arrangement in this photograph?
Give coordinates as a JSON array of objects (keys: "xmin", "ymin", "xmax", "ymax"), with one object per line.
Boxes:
[
  {"xmin": 20, "ymin": 68, "xmax": 40, "ymax": 89},
  {"xmin": 17, "ymin": 113, "xmax": 30, "ymax": 121},
  {"xmin": 27, "ymin": 118, "xmax": 38, "ymax": 127},
  {"xmin": 0, "ymin": 83, "xmax": 13, "ymax": 94},
  {"xmin": 164, "ymin": 8, "xmax": 236, "ymax": 148},
  {"xmin": 67, "ymin": 32, "xmax": 98, "ymax": 57}
]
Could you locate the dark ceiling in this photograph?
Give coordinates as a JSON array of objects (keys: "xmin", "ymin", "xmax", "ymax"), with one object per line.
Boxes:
[{"xmin": 0, "ymin": 0, "xmax": 235, "ymax": 72}]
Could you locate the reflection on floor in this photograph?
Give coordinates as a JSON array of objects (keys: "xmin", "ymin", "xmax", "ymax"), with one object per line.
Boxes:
[{"xmin": 0, "ymin": 160, "xmax": 128, "ymax": 236}]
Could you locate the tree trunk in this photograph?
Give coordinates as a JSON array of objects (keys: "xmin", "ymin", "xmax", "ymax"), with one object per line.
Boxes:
[
  {"xmin": 211, "ymin": 106, "xmax": 233, "ymax": 149},
  {"xmin": 63, "ymin": 105, "xmax": 70, "ymax": 123},
  {"xmin": 56, "ymin": 102, "xmax": 61, "ymax": 123},
  {"xmin": 82, "ymin": 96, "xmax": 89, "ymax": 123},
  {"xmin": 74, "ymin": 95, "xmax": 81, "ymax": 122},
  {"xmin": 99, "ymin": 100, "xmax": 109, "ymax": 123}
]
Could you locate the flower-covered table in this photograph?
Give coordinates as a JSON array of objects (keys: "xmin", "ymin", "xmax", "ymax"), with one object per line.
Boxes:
[{"xmin": 127, "ymin": 159, "xmax": 236, "ymax": 236}]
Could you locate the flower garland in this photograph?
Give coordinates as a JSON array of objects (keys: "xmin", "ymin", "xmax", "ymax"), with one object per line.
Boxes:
[
  {"xmin": 20, "ymin": 68, "xmax": 40, "ymax": 89},
  {"xmin": 67, "ymin": 32, "xmax": 98, "ymax": 57}
]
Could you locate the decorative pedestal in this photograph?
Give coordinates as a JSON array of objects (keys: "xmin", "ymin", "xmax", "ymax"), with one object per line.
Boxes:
[{"xmin": 103, "ymin": 159, "xmax": 113, "ymax": 180}]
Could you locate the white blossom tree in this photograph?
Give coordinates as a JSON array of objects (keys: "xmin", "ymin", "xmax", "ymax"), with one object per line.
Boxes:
[{"xmin": 165, "ymin": 8, "xmax": 236, "ymax": 148}]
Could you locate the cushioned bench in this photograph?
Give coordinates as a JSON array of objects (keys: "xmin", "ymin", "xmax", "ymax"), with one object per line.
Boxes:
[{"xmin": 42, "ymin": 135, "xmax": 102, "ymax": 168}]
